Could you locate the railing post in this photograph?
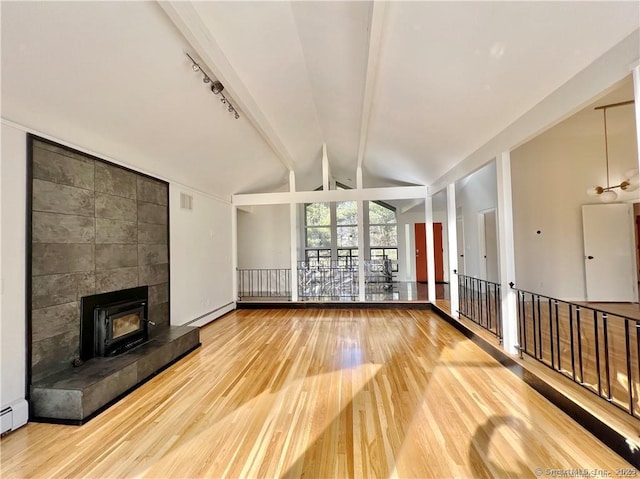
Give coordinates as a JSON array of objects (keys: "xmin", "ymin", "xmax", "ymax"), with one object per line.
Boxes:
[
  {"xmin": 457, "ymin": 273, "xmax": 463, "ymax": 315},
  {"xmin": 516, "ymin": 289, "xmax": 524, "ymax": 358},
  {"xmin": 531, "ymin": 293, "xmax": 538, "ymax": 359},
  {"xmin": 625, "ymin": 319, "xmax": 634, "ymax": 415},
  {"xmin": 603, "ymin": 314, "xmax": 611, "ymax": 401},
  {"xmin": 548, "ymin": 298, "xmax": 554, "ymax": 369},
  {"xmin": 554, "ymin": 300, "xmax": 561, "ymax": 372},
  {"xmin": 569, "ymin": 304, "xmax": 576, "ymax": 381},
  {"xmin": 594, "ymin": 311, "xmax": 602, "ymax": 397},
  {"xmin": 576, "ymin": 307, "xmax": 584, "ymax": 384}
]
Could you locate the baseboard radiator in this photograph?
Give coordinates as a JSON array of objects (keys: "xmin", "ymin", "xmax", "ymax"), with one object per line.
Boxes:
[{"xmin": 1, "ymin": 399, "xmax": 28, "ymax": 435}]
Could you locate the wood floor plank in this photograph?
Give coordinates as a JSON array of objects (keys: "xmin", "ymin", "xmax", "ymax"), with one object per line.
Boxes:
[{"xmin": 0, "ymin": 308, "xmax": 635, "ymax": 478}]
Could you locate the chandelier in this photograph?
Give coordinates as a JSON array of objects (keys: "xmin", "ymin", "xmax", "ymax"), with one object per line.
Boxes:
[{"xmin": 587, "ymin": 99, "xmax": 638, "ymax": 202}]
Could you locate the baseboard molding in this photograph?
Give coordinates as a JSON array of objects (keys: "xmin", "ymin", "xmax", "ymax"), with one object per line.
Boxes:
[
  {"xmin": 430, "ymin": 303, "xmax": 640, "ymax": 469},
  {"xmin": 0, "ymin": 399, "xmax": 29, "ymax": 436},
  {"xmin": 181, "ymin": 302, "xmax": 236, "ymax": 327},
  {"xmin": 237, "ymin": 301, "xmax": 432, "ymax": 310}
]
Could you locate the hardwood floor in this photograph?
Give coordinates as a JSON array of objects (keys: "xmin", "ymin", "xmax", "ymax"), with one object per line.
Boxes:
[{"xmin": 1, "ymin": 309, "xmax": 634, "ymax": 478}]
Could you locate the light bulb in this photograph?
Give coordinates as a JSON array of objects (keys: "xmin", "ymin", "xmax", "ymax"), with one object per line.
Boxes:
[
  {"xmin": 600, "ymin": 190, "xmax": 617, "ymax": 203},
  {"xmin": 624, "ymin": 168, "xmax": 639, "ymax": 180},
  {"xmin": 586, "ymin": 186, "xmax": 602, "ymax": 197}
]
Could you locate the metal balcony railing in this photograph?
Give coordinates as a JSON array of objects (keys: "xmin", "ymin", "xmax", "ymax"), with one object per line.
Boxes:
[
  {"xmin": 457, "ymin": 274, "xmax": 502, "ymax": 341},
  {"xmin": 512, "ymin": 286, "xmax": 640, "ymax": 419},
  {"xmin": 237, "ymin": 268, "xmax": 291, "ymax": 300}
]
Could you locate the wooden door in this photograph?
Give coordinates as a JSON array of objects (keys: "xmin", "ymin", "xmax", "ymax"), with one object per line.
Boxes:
[{"xmin": 415, "ymin": 223, "xmax": 444, "ymax": 283}]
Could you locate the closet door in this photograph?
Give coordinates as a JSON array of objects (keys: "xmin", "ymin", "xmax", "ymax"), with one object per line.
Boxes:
[{"xmin": 582, "ymin": 204, "xmax": 638, "ymax": 302}]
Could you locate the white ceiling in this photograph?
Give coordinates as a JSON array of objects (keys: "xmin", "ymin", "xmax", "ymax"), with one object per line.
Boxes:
[{"xmin": 2, "ymin": 1, "xmax": 639, "ymax": 199}]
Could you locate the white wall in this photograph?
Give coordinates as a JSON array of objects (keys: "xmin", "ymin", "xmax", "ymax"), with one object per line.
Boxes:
[
  {"xmin": 237, "ymin": 205, "xmax": 291, "ymax": 269},
  {"xmin": 455, "ymin": 162, "xmax": 499, "ymax": 279},
  {"xmin": 511, "ymin": 88, "xmax": 638, "ymax": 300},
  {"xmin": 170, "ymin": 186, "xmax": 234, "ymax": 327},
  {"xmin": 1, "ymin": 122, "xmax": 27, "ymax": 409}
]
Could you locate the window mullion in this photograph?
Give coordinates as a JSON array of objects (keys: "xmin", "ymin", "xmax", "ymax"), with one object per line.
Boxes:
[{"xmin": 330, "ymin": 201, "xmax": 337, "ymax": 263}]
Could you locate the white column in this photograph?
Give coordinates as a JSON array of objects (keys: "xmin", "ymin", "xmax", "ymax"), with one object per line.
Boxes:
[
  {"xmin": 357, "ymin": 166, "xmax": 366, "ymax": 300},
  {"xmin": 322, "ymin": 143, "xmax": 330, "ymax": 191},
  {"xmin": 424, "ymin": 194, "xmax": 436, "ymax": 302},
  {"xmin": 446, "ymin": 184, "xmax": 459, "ymax": 316},
  {"xmin": 358, "ymin": 199, "xmax": 366, "ymax": 301},
  {"xmin": 289, "ymin": 171, "xmax": 299, "ymax": 301},
  {"xmin": 496, "ymin": 151, "xmax": 519, "ymax": 354},
  {"xmin": 231, "ymin": 204, "xmax": 238, "ymax": 302},
  {"xmin": 633, "ymin": 63, "xmax": 640, "ymax": 174}
]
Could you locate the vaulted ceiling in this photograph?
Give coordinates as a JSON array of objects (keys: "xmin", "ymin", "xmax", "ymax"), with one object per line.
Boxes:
[{"xmin": 2, "ymin": 1, "xmax": 639, "ymax": 198}]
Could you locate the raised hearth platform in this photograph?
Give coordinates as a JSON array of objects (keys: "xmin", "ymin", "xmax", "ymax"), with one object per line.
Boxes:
[{"xmin": 30, "ymin": 325, "xmax": 200, "ymax": 424}]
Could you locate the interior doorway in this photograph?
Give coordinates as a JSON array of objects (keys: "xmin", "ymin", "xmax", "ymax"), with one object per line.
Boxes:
[
  {"xmin": 415, "ymin": 223, "xmax": 444, "ymax": 283},
  {"xmin": 479, "ymin": 209, "xmax": 499, "ymax": 283},
  {"xmin": 456, "ymin": 216, "xmax": 465, "ymax": 276}
]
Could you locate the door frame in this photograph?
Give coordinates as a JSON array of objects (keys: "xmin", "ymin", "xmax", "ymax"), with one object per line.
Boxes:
[
  {"xmin": 478, "ymin": 208, "xmax": 499, "ymax": 282},
  {"xmin": 456, "ymin": 216, "xmax": 465, "ymax": 276},
  {"xmin": 414, "ymin": 222, "xmax": 444, "ymax": 283}
]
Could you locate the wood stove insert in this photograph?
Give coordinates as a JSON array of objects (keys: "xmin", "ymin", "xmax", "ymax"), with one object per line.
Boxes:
[{"xmin": 80, "ymin": 286, "xmax": 151, "ymax": 360}]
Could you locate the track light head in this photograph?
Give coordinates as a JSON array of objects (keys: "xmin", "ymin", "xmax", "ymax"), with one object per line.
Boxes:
[{"xmin": 211, "ymin": 81, "xmax": 224, "ymax": 95}]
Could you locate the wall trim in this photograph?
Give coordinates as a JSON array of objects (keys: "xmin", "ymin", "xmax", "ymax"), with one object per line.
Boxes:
[{"xmin": 183, "ymin": 302, "xmax": 235, "ymax": 325}]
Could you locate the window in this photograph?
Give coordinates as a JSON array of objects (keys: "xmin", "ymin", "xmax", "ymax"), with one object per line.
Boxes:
[
  {"xmin": 305, "ymin": 197, "xmax": 361, "ymax": 267},
  {"xmin": 305, "ymin": 202, "xmax": 331, "ymax": 265},
  {"xmin": 336, "ymin": 201, "xmax": 358, "ymax": 248},
  {"xmin": 337, "ymin": 248, "xmax": 358, "ymax": 269},
  {"xmin": 305, "ymin": 248, "xmax": 331, "ymax": 267},
  {"xmin": 368, "ymin": 201, "xmax": 398, "ymax": 271},
  {"xmin": 304, "ymin": 192, "xmax": 398, "ymax": 274}
]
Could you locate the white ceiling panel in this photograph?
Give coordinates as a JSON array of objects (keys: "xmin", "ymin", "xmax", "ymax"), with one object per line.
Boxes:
[
  {"xmin": 193, "ymin": 1, "xmax": 323, "ymax": 182},
  {"xmin": 290, "ymin": 1, "xmax": 372, "ymax": 184},
  {"xmin": 365, "ymin": 1, "xmax": 640, "ymax": 186},
  {"xmin": 1, "ymin": 1, "xmax": 287, "ymax": 197}
]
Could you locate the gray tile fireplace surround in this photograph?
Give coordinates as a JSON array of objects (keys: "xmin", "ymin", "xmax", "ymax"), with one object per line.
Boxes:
[
  {"xmin": 27, "ymin": 135, "xmax": 201, "ymax": 423},
  {"xmin": 31, "ymin": 325, "xmax": 200, "ymax": 423}
]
